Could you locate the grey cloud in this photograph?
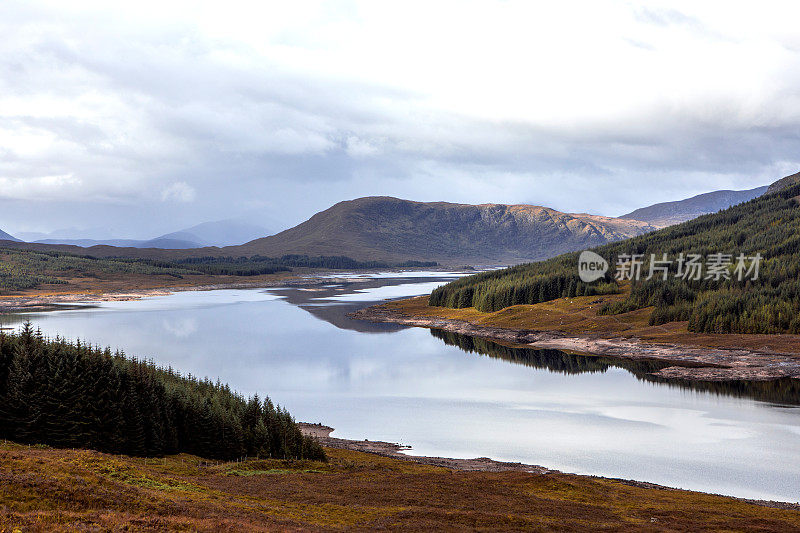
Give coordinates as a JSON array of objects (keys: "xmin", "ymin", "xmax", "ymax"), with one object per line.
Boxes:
[{"xmin": 0, "ymin": 2, "xmax": 798, "ymax": 238}]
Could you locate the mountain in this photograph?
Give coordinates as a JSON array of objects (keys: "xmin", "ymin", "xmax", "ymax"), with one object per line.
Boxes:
[
  {"xmin": 11, "ymin": 219, "xmax": 271, "ymax": 250},
  {"xmin": 14, "ymin": 226, "xmax": 121, "ymax": 242},
  {"xmin": 0, "ymin": 228, "xmax": 20, "ymax": 241},
  {"xmin": 765, "ymin": 170, "xmax": 800, "ymax": 195},
  {"xmin": 32, "ymin": 237, "xmax": 202, "ymax": 249},
  {"xmin": 620, "ymin": 186, "xmax": 767, "ymax": 227},
  {"xmin": 231, "ymin": 196, "xmax": 657, "ymax": 264},
  {"xmin": 155, "ymin": 219, "xmax": 272, "ymax": 247},
  {"xmin": 430, "ymin": 177, "xmax": 800, "ymax": 335}
]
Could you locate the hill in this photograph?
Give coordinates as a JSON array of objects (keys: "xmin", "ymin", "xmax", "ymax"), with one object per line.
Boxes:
[
  {"xmin": 620, "ymin": 186, "xmax": 767, "ymax": 227},
  {"xmin": 766, "ymin": 170, "xmax": 800, "ymax": 194},
  {"xmin": 32, "ymin": 237, "xmax": 202, "ymax": 249},
  {"xmin": 0, "ymin": 228, "xmax": 19, "ymax": 241},
  {"xmin": 12, "ymin": 219, "xmax": 272, "ymax": 250},
  {"xmin": 5, "ymin": 442, "xmax": 797, "ymax": 532},
  {"xmin": 155, "ymin": 219, "xmax": 273, "ymax": 247},
  {"xmin": 430, "ymin": 179, "xmax": 800, "ymax": 334},
  {"xmin": 1, "ymin": 184, "xmax": 778, "ymax": 265},
  {"xmin": 230, "ymin": 197, "xmax": 656, "ymax": 264}
]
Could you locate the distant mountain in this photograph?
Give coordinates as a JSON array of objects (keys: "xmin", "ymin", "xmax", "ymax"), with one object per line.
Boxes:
[
  {"xmin": 32, "ymin": 237, "xmax": 202, "ymax": 249},
  {"xmin": 230, "ymin": 196, "xmax": 657, "ymax": 264},
  {"xmin": 765, "ymin": 170, "xmax": 800, "ymax": 195},
  {"xmin": 15, "ymin": 226, "xmax": 118, "ymax": 242},
  {"xmin": 155, "ymin": 219, "xmax": 272, "ymax": 247},
  {"xmin": 12, "ymin": 219, "xmax": 272, "ymax": 250},
  {"xmin": 0, "ymin": 228, "xmax": 20, "ymax": 242},
  {"xmin": 620, "ymin": 186, "xmax": 768, "ymax": 227}
]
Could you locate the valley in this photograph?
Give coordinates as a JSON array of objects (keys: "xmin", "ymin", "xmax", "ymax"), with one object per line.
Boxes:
[{"xmin": 6, "ymin": 6, "xmax": 800, "ymax": 530}]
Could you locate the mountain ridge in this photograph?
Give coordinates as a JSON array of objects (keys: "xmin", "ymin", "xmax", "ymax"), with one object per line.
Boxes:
[
  {"xmin": 230, "ymin": 196, "xmax": 657, "ymax": 264},
  {"xmin": 0, "ymin": 228, "xmax": 19, "ymax": 242},
  {"xmin": 620, "ymin": 186, "xmax": 768, "ymax": 227},
  {"xmin": 0, "ymin": 196, "xmax": 657, "ymax": 264},
  {"xmin": 3, "ymin": 171, "xmax": 795, "ymax": 264},
  {"xmin": 765, "ymin": 170, "xmax": 800, "ymax": 195}
]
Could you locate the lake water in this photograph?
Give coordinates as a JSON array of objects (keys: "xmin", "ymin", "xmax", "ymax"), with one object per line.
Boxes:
[{"xmin": 3, "ymin": 271, "xmax": 800, "ymax": 502}]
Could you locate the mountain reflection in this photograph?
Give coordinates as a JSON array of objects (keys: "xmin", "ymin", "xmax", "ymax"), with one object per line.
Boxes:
[
  {"xmin": 268, "ymin": 275, "xmax": 461, "ymax": 333},
  {"xmin": 430, "ymin": 329, "xmax": 800, "ymax": 406}
]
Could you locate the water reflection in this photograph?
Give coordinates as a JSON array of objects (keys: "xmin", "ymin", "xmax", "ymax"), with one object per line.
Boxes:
[
  {"xmin": 2, "ymin": 277, "xmax": 800, "ymax": 501},
  {"xmin": 266, "ymin": 274, "xmax": 462, "ymax": 333},
  {"xmin": 431, "ymin": 329, "xmax": 800, "ymax": 406}
]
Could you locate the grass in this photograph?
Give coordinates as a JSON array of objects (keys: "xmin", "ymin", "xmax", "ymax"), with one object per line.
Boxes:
[
  {"xmin": 0, "ymin": 441, "xmax": 799, "ymax": 531},
  {"xmin": 385, "ymin": 289, "xmax": 800, "ymax": 355}
]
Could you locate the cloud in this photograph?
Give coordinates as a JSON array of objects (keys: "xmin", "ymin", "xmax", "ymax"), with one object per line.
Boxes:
[
  {"xmin": 345, "ymin": 136, "xmax": 380, "ymax": 158},
  {"xmin": 161, "ymin": 182, "xmax": 196, "ymax": 203},
  {"xmin": 0, "ymin": 0, "xmax": 799, "ymax": 236},
  {"xmin": 162, "ymin": 318, "xmax": 198, "ymax": 338},
  {"xmin": 0, "ymin": 174, "xmax": 82, "ymax": 200}
]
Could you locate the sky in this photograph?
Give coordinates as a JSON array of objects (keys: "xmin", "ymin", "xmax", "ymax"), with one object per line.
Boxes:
[{"xmin": 1, "ymin": 0, "xmax": 800, "ymax": 239}]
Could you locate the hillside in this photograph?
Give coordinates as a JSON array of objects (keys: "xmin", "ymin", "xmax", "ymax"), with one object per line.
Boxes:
[
  {"xmin": 0, "ymin": 185, "xmax": 779, "ymax": 265},
  {"xmin": 0, "ymin": 197, "xmax": 655, "ymax": 264},
  {"xmin": 0, "ymin": 228, "xmax": 19, "ymax": 241},
  {"xmin": 5, "ymin": 443, "xmax": 799, "ymax": 532},
  {"xmin": 620, "ymin": 186, "xmax": 767, "ymax": 227},
  {"xmin": 32, "ymin": 237, "xmax": 202, "ymax": 249},
  {"xmin": 156, "ymin": 219, "xmax": 273, "ymax": 247},
  {"xmin": 230, "ymin": 197, "xmax": 656, "ymax": 264},
  {"xmin": 766, "ymin": 170, "xmax": 800, "ymax": 194},
  {"xmin": 430, "ymin": 179, "xmax": 800, "ymax": 334}
]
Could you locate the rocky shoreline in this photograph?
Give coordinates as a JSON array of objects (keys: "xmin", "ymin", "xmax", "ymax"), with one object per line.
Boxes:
[{"xmin": 350, "ymin": 303, "xmax": 800, "ymax": 382}]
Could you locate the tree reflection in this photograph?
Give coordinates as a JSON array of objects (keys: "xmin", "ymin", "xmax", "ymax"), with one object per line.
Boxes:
[{"xmin": 430, "ymin": 329, "xmax": 800, "ymax": 406}]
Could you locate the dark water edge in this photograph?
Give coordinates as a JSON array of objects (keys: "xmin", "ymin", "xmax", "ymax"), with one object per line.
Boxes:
[{"xmin": 430, "ymin": 329, "xmax": 800, "ymax": 407}]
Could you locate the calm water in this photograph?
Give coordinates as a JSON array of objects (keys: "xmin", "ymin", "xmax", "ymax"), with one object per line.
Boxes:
[{"xmin": 3, "ymin": 272, "xmax": 800, "ymax": 502}]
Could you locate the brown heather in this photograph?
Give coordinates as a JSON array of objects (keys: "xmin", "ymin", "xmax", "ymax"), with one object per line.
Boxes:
[{"xmin": 1, "ymin": 443, "xmax": 800, "ymax": 532}]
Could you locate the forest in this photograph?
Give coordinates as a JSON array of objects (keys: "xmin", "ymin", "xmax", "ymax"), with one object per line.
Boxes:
[
  {"xmin": 0, "ymin": 248, "xmax": 195, "ymax": 291},
  {"xmin": 136, "ymin": 254, "xmax": 438, "ymax": 275},
  {"xmin": 0, "ymin": 247, "xmax": 438, "ymax": 291},
  {"xmin": 430, "ymin": 181, "xmax": 800, "ymax": 334},
  {"xmin": 0, "ymin": 322, "xmax": 326, "ymax": 461}
]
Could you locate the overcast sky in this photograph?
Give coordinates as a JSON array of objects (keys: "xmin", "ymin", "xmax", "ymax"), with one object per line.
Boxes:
[{"xmin": 2, "ymin": 1, "xmax": 800, "ymax": 238}]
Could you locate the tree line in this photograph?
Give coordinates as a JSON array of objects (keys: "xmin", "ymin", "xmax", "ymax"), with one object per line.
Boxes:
[
  {"xmin": 136, "ymin": 254, "xmax": 439, "ymax": 275},
  {"xmin": 0, "ymin": 248, "xmax": 440, "ymax": 291},
  {"xmin": 430, "ymin": 181, "xmax": 800, "ymax": 334},
  {"xmin": 0, "ymin": 322, "xmax": 325, "ymax": 461},
  {"xmin": 431, "ymin": 329, "xmax": 800, "ymax": 405}
]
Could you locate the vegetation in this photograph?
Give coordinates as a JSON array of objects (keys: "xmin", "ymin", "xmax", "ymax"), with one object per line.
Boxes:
[
  {"xmin": 217, "ymin": 196, "xmax": 655, "ymax": 264},
  {"xmin": 431, "ymin": 182, "xmax": 800, "ymax": 334},
  {"xmin": 2, "ymin": 444, "xmax": 800, "ymax": 531},
  {"xmin": 136, "ymin": 254, "xmax": 438, "ymax": 275},
  {"xmin": 0, "ymin": 248, "xmax": 438, "ymax": 292},
  {"xmin": 432, "ymin": 329, "xmax": 800, "ymax": 406},
  {"xmin": 0, "ymin": 322, "xmax": 325, "ymax": 461},
  {"xmin": 0, "ymin": 248, "xmax": 196, "ymax": 291}
]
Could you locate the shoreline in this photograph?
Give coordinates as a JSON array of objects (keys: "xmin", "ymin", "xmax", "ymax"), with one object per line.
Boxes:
[
  {"xmin": 4, "ymin": 274, "xmax": 800, "ymax": 513},
  {"xmin": 0, "ymin": 270, "xmax": 430, "ymax": 313},
  {"xmin": 7, "ymin": 277, "xmax": 800, "ymax": 382},
  {"xmin": 0, "ymin": 280, "xmax": 295, "ymax": 313},
  {"xmin": 297, "ymin": 423, "xmax": 800, "ymax": 511},
  {"xmin": 350, "ymin": 300, "xmax": 800, "ymax": 382},
  {"xmin": 298, "ymin": 422, "xmax": 549, "ymax": 474}
]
